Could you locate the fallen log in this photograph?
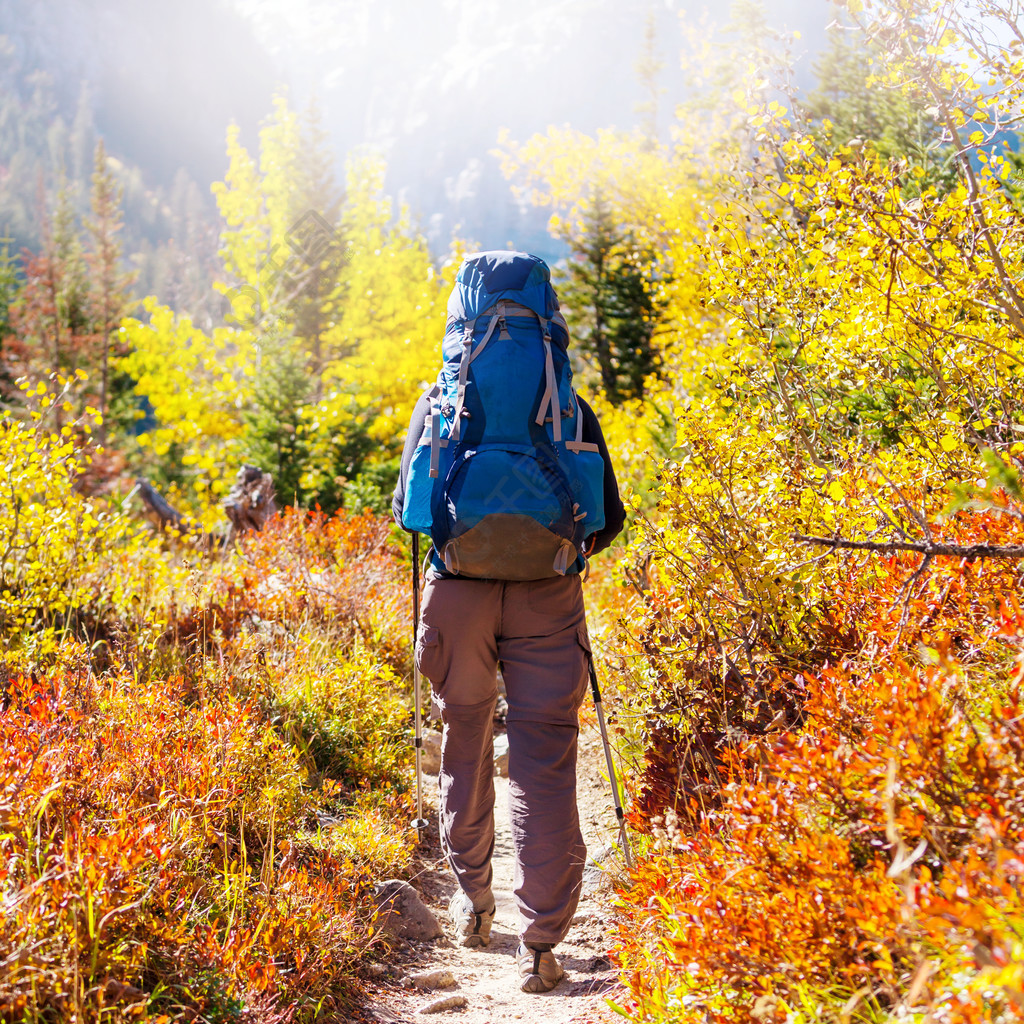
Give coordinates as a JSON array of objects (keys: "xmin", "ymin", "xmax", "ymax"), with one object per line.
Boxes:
[{"xmin": 135, "ymin": 465, "xmax": 277, "ymax": 548}]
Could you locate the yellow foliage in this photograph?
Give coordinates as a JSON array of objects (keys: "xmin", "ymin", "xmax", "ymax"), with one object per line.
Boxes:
[
  {"xmin": 323, "ymin": 155, "xmax": 446, "ymax": 447},
  {"xmin": 0, "ymin": 378, "xmax": 134, "ymax": 663},
  {"xmin": 119, "ymin": 297, "xmax": 253, "ymax": 502},
  {"xmin": 497, "ymin": 126, "xmax": 711, "ymax": 382},
  {"xmin": 210, "ymin": 122, "xmax": 270, "ymax": 312},
  {"xmin": 125, "ymin": 99, "xmax": 454, "ymax": 504}
]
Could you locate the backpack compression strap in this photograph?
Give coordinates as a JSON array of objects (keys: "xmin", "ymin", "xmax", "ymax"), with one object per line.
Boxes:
[
  {"xmin": 439, "ymin": 303, "xmax": 577, "ymax": 466},
  {"xmin": 565, "ymin": 389, "xmax": 600, "ymax": 454},
  {"xmin": 426, "ymin": 383, "xmax": 444, "ymax": 479},
  {"xmin": 449, "ymin": 305, "xmax": 515, "ymax": 444},
  {"xmin": 534, "ymin": 317, "xmax": 562, "ymax": 443},
  {"xmin": 448, "ymin": 318, "xmax": 476, "ymax": 447}
]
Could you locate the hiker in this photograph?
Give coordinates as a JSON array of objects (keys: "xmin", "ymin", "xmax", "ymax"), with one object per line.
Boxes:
[{"xmin": 392, "ymin": 250, "xmax": 625, "ymax": 993}]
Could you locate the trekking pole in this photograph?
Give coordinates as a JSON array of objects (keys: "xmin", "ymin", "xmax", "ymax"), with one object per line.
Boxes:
[
  {"xmin": 411, "ymin": 532, "xmax": 429, "ymax": 836},
  {"xmin": 587, "ymin": 655, "xmax": 633, "ymax": 870}
]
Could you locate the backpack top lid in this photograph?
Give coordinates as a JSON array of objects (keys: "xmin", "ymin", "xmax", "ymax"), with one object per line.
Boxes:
[{"xmin": 447, "ymin": 250, "xmax": 559, "ymax": 323}]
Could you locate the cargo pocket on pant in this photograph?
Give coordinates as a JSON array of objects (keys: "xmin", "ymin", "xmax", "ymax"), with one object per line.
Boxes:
[
  {"xmin": 415, "ymin": 624, "xmax": 445, "ymax": 684},
  {"xmin": 573, "ymin": 624, "xmax": 592, "ymax": 712}
]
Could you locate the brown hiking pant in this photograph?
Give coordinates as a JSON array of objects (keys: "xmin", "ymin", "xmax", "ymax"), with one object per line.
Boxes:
[{"xmin": 415, "ymin": 574, "xmax": 591, "ymax": 948}]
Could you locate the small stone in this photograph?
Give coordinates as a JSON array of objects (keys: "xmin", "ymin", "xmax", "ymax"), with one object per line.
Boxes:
[
  {"xmin": 407, "ymin": 969, "xmax": 457, "ymax": 991},
  {"xmin": 420, "ymin": 731, "xmax": 442, "ymax": 774},
  {"xmin": 418, "ymin": 994, "xmax": 468, "ymax": 1014},
  {"xmin": 493, "ymin": 733, "xmax": 509, "ymax": 778},
  {"xmin": 315, "ymin": 812, "xmax": 345, "ymax": 829},
  {"xmin": 493, "ymin": 694, "xmax": 508, "ymax": 723},
  {"xmin": 373, "ymin": 880, "xmax": 443, "ymax": 941}
]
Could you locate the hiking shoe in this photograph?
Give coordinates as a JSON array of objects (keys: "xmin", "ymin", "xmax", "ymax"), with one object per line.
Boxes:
[
  {"xmin": 516, "ymin": 942, "xmax": 564, "ymax": 993},
  {"xmin": 448, "ymin": 890, "xmax": 495, "ymax": 947}
]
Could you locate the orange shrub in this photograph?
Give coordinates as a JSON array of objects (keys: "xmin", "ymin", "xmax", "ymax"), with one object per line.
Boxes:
[
  {"xmin": 0, "ymin": 659, "xmax": 411, "ymax": 1021},
  {"xmin": 613, "ymin": 499, "xmax": 1024, "ymax": 1023},
  {"xmin": 232, "ymin": 507, "xmax": 411, "ymax": 670}
]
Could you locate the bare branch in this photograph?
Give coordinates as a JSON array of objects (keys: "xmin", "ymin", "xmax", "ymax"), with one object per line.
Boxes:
[
  {"xmin": 891, "ymin": 552, "xmax": 933, "ymax": 647},
  {"xmin": 927, "ymin": 86, "xmax": 1024, "ymax": 333},
  {"xmin": 793, "ymin": 533, "xmax": 1024, "ymax": 561},
  {"xmin": 770, "ymin": 358, "xmax": 830, "ymax": 472}
]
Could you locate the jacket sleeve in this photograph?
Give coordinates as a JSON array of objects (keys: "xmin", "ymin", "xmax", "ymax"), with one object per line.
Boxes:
[
  {"xmin": 577, "ymin": 396, "xmax": 626, "ymax": 554},
  {"xmin": 391, "ymin": 391, "xmax": 431, "ymax": 528}
]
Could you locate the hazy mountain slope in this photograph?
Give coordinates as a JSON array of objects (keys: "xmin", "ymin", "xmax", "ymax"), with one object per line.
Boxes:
[
  {"xmin": 234, "ymin": 0, "xmax": 829, "ymax": 258},
  {"xmin": 0, "ymin": 0, "xmax": 831, "ymax": 280},
  {"xmin": 0, "ymin": 0, "xmax": 275, "ymax": 318},
  {"xmin": 0, "ymin": 0, "xmax": 274, "ymax": 186}
]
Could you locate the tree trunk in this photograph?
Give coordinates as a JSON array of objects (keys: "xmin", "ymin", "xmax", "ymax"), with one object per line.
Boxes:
[
  {"xmin": 135, "ymin": 464, "xmax": 277, "ymax": 549},
  {"xmin": 223, "ymin": 465, "xmax": 277, "ymax": 542}
]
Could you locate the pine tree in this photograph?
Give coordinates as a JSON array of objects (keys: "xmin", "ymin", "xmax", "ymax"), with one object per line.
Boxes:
[
  {"xmin": 802, "ymin": 5, "xmax": 952, "ymax": 187},
  {"xmin": 558, "ymin": 190, "xmax": 661, "ymax": 405},
  {"xmin": 13, "ymin": 179, "xmax": 91, "ymax": 394},
  {"xmin": 242, "ymin": 331, "xmax": 314, "ymax": 506},
  {"xmin": 0, "ymin": 237, "xmax": 19, "ymax": 395},
  {"xmin": 70, "ymin": 82, "xmax": 95, "ymax": 185},
  {"xmin": 85, "ymin": 139, "xmax": 134, "ymax": 441},
  {"xmin": 287, "ymin": 99, "xmax": 345, "ymax": 398},
  {"xmin": 634, "ymin": 9, "xmax": 665, "ymax": 152},
  {"xmin": 164, "ymin": 169, "xmax": 220, "ymax": 328}
]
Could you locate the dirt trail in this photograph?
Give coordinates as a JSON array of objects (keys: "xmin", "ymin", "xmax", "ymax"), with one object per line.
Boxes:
[{"xmin": 365, "ymin": 724, "xmax": 629, "ymax": 1023}]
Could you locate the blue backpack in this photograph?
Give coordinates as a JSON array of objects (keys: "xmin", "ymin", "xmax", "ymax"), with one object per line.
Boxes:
[{"xmin": 402, "ymin": 250, "xmax": 606, "ymax": 579}]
